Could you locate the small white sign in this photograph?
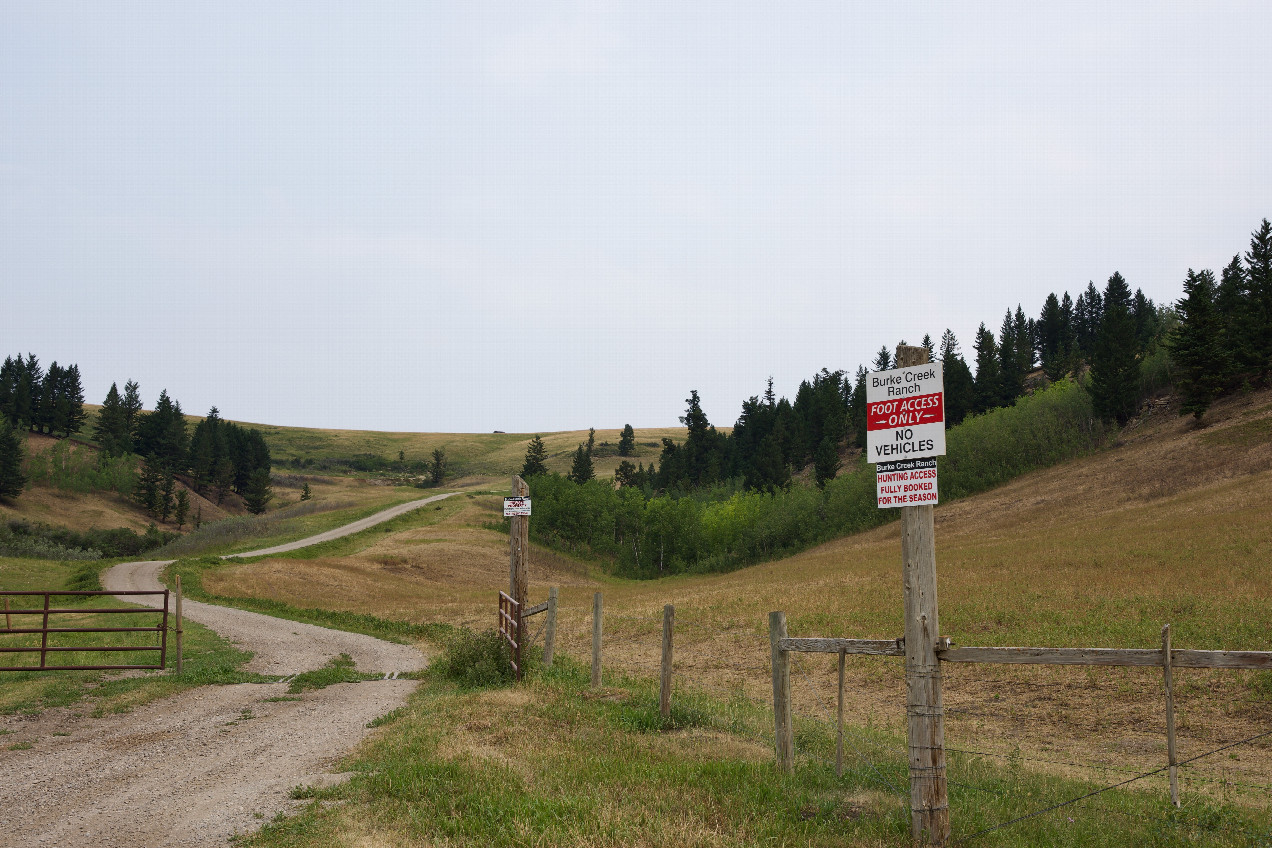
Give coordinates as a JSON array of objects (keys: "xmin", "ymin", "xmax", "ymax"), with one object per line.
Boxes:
[
  {"xmin": 503, "ymin": 497, "xmax": 531, "ymax": 517},
  {"xmin": 865, "ymin": 362, "xmax": 946, "ymax": 463},
  {"xmin": 876, "ymin": 458, "xmax": 938, "ymax": 509}
]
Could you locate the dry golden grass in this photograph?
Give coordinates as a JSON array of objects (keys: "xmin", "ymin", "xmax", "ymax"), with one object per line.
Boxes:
[
  {"xmin": 210, "ymin": 389, "xmax": 1272, "ymax": 804},
  {"xmin": 252, "ymin": 422, "xmax": 696, "ymax": 484}
]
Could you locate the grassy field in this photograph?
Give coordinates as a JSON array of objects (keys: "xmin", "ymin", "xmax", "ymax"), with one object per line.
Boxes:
[
  {"xmin": 251, "ymin": 422, "xmax": 693, "ymax": 483},
  {"xmin": 192, "ymin": 388, "xmax": 1272, "ymax": 846}
]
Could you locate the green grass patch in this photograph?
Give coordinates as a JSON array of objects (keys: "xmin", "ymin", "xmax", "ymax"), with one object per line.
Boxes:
[
  {"xmin": 238, "ymin": 656, "xmax": 1270, "ymax": 847},
  {"xmin": 286, "ymin": 653, "xmax": 382, "ymax": 694},
  {"xmin": 167, "ymin": 557, "xmax": 454, "ymax": 646}
]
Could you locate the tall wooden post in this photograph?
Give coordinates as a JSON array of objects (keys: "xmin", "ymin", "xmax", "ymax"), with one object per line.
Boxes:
[
  {"xmin": 897, "ymin": 343, "xmax": 950, "ymax": 846},
  {"xmin": 591, "ymin": 592, "xmax": 603, "ymax": 688},
  {"xmin": 174, "ymin": 573, "xmax": 184, "ymax": 674},
  {"xmin": 509, "ymin": 476, "xmax": 530, "ymax": 614},
  {"xmin": 769, "ymin": 611, "xmax": 794, "ymax": 773},
  {"xmin": 543, "ymin": 586, "xmax": 558, "ymax": 668},
  {"xmin": 1163, "ymin": 623, "xmax": 1180, "ymax": 807},
  {"xmin": 660, "ymin": 604, "xmax": 675, "ymax": 720}
]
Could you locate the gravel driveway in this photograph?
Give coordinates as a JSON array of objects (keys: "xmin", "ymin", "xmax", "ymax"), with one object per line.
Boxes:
[{"xmin": 0, "ymin": 491, "xmax": 457, "ymax": 847}]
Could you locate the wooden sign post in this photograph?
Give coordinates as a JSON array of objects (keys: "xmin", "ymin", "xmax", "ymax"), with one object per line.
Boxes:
[
  {"xmin": 508, "ymin": 476, "xmax": 530, "ymax": 619},
  {"xmin": 893, "ymin": 344, "xmax": 950, "ymax": 845}
]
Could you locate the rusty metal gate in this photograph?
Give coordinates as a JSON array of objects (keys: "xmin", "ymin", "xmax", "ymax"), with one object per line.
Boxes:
[
  {"xmin": 0, "ymin": 590, "xmax": 170, "ymax": 671},
  {"xmin": 498, "ymin": 590, "xmax": 521, "ymax": 681}
]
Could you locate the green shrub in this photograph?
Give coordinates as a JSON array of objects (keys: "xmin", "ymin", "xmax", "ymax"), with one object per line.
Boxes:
[{"xmin": 429, "ymin": 628, "xmax": 519, "ymax": 689}]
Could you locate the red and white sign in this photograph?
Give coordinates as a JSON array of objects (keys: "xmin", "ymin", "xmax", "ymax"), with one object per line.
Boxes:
[
  {"xmin": 503, "ymin": 497, "xmax": 531, "ymax": 517},
  {"xmin": 865, "ymin": 362, "xmax": 946, "ymax": 463},
  {"xmin": 876, "ymin": 458, "xmax": 938, "ymax": 508}
]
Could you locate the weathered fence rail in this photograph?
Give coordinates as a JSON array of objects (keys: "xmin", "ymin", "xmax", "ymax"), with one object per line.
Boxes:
[{"xmin": 0, "ymin": 590, "xmax": 170, "ymax": 671}]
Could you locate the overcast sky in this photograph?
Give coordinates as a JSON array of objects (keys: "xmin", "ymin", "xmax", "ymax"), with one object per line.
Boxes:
[{"xmin": 4, "ymin": 3, "xmax": 1270, "ymax": 433}]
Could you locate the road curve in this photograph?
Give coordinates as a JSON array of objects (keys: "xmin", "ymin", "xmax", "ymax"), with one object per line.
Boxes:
[{"xmin": 0, "ymin": 490, "xmax": 460, "ymax": 848}]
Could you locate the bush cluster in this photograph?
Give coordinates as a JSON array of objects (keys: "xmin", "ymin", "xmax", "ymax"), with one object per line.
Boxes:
[
  {"xmin": 429, "ymin": 628, "xmax": 519, "ymax": 689},
  {"xmin": 527, "ymin": 379, "xmax": 1108, "ymax": 578}
]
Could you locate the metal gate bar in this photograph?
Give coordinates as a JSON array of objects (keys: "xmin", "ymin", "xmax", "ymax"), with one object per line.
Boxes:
[{"xmin": 0, "ymin": 590, "xmax": 170, "ymax": 671}]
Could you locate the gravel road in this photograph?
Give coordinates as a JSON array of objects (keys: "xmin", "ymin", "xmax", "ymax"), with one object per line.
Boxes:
[{"xmin": 0, "ymin": 492, "xmax": 457, "ymax": 847}]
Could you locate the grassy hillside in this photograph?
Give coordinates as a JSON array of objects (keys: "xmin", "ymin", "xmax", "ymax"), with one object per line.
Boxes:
[
  {"xmin": 184, "ymin": 388, "xmax": 1272, "ymax": 846},
  {"xmin": 252, "ymin": 422, "xmax": 692, "ymax": 483}
]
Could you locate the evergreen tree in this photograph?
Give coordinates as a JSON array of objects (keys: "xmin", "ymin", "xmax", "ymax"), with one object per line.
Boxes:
[
  {"xmin": 135, "ymin": 390, "xmax": 188, "ymax": 470},
  {"xmin": 188, "ymin": 407, "xmax": 225, "ymax": 493},
  {"xmin": 997, "ymin": 309, "xmax": 1024, "ymax": 405},
  {"xmin": 848, "ymin": 366, "xmax": 868, "ymax": 448},
  {"xmin": 430, "ymin": 448, "xmax": 447, "ymax": 486},
  {"xmin": 54, "ymin": 364, "xmax": 87, "ymax": 438},
  {"xmin": 939, "ymin": 330, "xmax": 975, "ymax": 427},
  {"xmin": 18, "ymin": 355, "xmax": 42, "ymax": 431},
  {"xmin": 872, "ymin": 346, "xmax": 892, "ymax": 372},
  {"xmin": 121, "ymin": 380, "xmax": 143, "ymax": 449},
  {"xmin": 133, "ymin": 455, "xmax": 164, "ymax": 515},
  {"xmin": 1215, "ymin": 254, "xmax": 1254, "ymax": 388},
  {"xmin": 0, "ymin": 419, "xmax": 26, "ymax": 499},
  {"xmin": 158, "ymin": 469, "xmax": 176, "ymax": 522},
  {"xmin": 300, "ymin": 482, "xmax": 313, "ymax": 501},
  {"xmin": 920, "ymin": 334, "xmax": 935, "ymax": 361},
  {"xmin": 35, "ymin": 361, "xmax": 60, "ymax": 434},
  {"xmin": 1089, "ymin": 272, "xmax": 1141, "ymax": 425},
  {"xmin": 213, "ymin": 457, "xmax": 234, "ymax": 505},
  {"xmin": 521, "ymin": 435, "xmax": 549, "ymax": 478},
  {"xmin": 1170, "ymin": 269, "xmax": 1224, "ymax": 419},
  {"xmin": 568, "ymin": 443, "xmax": 594, "ymax": 484},
  {"xmin": 618, "ymin": 424, "xmax": 635, "ymax": 457},
  {"xmin": 586, "ymin": 427, "xmax": 596, "ymax": 456},
  {"xmin": 242, "ymin": 468, "xmax": 274, "ymax": 515},
  {"xmin": 174, "ymin": 489, "xmax": 190, "ymax": 530},
  {"xmin": 93, "ymin": 383, "xmax": 133, "ymax": 457},
  {"xmin": 0, "ymin": 356, "xmax": 15, "ymax": 424},
  {"xmin": 614, "ymin": 459, "xmax": 639, "ymax": 488},
  {"xmin": 972, "ymin": 323, "xmax": 1000, "ymax": 415},
  {"xmin": 813, "ymin": 435, "xmax": 840, "ymax": 488},
  {"xmin": 1245, "ymin": 218, "xmax": 1272, "ymax": 380}
]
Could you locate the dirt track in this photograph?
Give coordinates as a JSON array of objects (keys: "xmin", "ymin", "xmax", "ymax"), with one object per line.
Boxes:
[{"xmin": 0, "ymin": 492, "xmax": 456, "ymax": 847}]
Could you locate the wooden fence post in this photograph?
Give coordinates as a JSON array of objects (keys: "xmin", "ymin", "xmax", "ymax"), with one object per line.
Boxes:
[
  {"xmin": 897, "ymin": 343, "xmax": 950, "ymax": 847},
  {"xmin": 174, "ymin": 574, "xmax": 184, "ymax": 674},
  {"xmin": 1163, "ymin": 623, "xmax": 1180, "ymax": 808},
  {"xmin": 543, "ymin": 586, "xmax": 558, "ymax": 668},
  {"xmin": 660, "ymin": 604, "xmax": 674, "ymax": 720},
  {"xmin": 591, "ymin": 592, "xmax": 603, "ymax": 688},
  {"xmin": 769, "ymin": 611, "xmax": 794, "ymax": 773},
  {"xmin": 510, "ymin": 476, "xmax": 530, "ymax": 614},
  {"xmin": 836, "ymin": 648, "xmax": 846, "ymax": 778},
  {"xmin": 3, "ymin": 596, "xmax": 9, "ymax": 631}
]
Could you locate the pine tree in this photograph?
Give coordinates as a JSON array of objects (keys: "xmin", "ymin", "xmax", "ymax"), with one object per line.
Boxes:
[
  {"xmin": 1215, "ymin": 254, "xmax": 1254, "ymax": 389},
  {"xmin": 997, "ymin": 309, "xmax": 1023, "ymax": 405},
  {"xmin": 521, "ymin": 435, "xmax": 549, "ymax": 478},
  {"xmin": 939, "ymin": 330, "xmax": 975, "ymax": 427},
  {"xmin": 174, "ymin": 489, "xmax": 190, "ymax": 530},
  {"xmin": 618, "ymin": 424, "xmax": 635, "ymax": 457},
  {"xmin": 614, "ymin": 459, "xmax": 638, "ymax": 488},
  {"xmin": 52, "ymin": 364, "xmax": 87, "ymax": 438},
  {"xmin": 872, "ymin": 346, "xmax": 892, "ymax": 372},
  {"xmin": 158, "ymin": 469, "xmax": 176, "ymax": 522},
  {"xmin": 300, "ymin": 482, "xmax": 313, "ymax": 501},
  {"xmin": 920, "ymin": 334, "xmax": 935, "ymax": 361},
  {"xmin": 121, "ymin": 380, "xmax": 143, "ymax": 449},
  {"xmin": 430, "ymin": 448, "xmax": 447, "ymax": 486},
  {"xmin": 1089, "ymin": 272, "xmax": 1141, "ymax": 425},
  {"xmin": 36, "ymin": 361, "xmax": 61, "ymax": 435},
  {"xmin": 586, "ymin": 427, "xmax": 596, "ymax": 456},
  {"xmin": 0, "ymin": 419, "xmax": 26, "ymax": 499},
  {"xmin": 93, "ymin": 383, "xmax": 133, "ymax": 457},
  {"xmin": 242, "ymin": 468, "xmax": 273, "ymax": 514},
  {"xmin": 972, "ymin": 323, "xmax": 1000, "ymax": 415},
  {"xmin": 848, "ymin": 367, "xmax": 868, "ymax": 448},
  {"xmin": 813, "ymin": 435, "xmax": 840, "ymax": 488},
  {"xmin": 134, "ymin": 455, "xmax": 164, "ymax": 515},
  {"xmin": 1169, "ymin": 269, "xmax": 1224, "ymax": 419},
  {"xmin": 568, "ymin": 444, "xmax": 594, "ymax": 484},
  {"xmin": 1245, "ymin": 218, "xmax": 1272, "ymax": 381}
]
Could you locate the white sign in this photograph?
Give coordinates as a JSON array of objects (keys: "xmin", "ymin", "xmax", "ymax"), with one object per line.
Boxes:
[
  {"xmin": 876, "ymin": 458, "xmax": 938, "ymax": 508},
  {"xmin": 503, "ymin": 497, "xmax": 531, "ymax": 517},
  {"xmin": 865, "ymin": 362, "xmax": 946, "ymax": 463}
]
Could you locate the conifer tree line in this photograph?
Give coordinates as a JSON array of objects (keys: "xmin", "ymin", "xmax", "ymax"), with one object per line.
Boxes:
[
  {"xmin": 0, "ymin": 356, "xmax": 272, "ymax": 518},
  {"xmin": 524, "ymin": 216, "xmax": 1269, "ymax": 502}
]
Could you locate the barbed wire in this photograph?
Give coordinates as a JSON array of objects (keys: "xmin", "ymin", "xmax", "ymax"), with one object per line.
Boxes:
[{"xmin": 953, "ymin": 727, "xmax": 1272, "ymax": 844}]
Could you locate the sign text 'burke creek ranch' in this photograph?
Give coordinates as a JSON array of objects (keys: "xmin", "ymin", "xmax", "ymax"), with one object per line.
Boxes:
[{"xmin": 865, "ymin": 362, "xmax": 946, "ymax": 463}]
